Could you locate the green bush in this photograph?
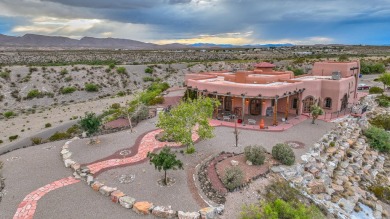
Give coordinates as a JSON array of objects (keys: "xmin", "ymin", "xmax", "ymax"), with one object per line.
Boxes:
[
  {"xmin": 145, "ymin": 67, "xmax": 153, "ymax": 74},
  {"xmin": 117, "ymin": 91, "xmax": 126, "ymax": 97},
  {"xmin": 27, "ymin": 89, "xmax": 41, "ymax": 99},
  {"xmin": 0, "ymin": 139, "xmax": 3, "ymax": 144},
  {"xmin": 109, "ymin": 63, "xmax": 116, "ymax": 69},
  {"xmin": 85, "ymin": 83, "xmax": 99, "ymax": 92},
  {"xmin": 241, "ymin": 199, "xmax": 325, "ymax": 219},
  {"xmin": 148, "ymin": 96, "xmax": 164, "ymax": 105},
  {"xmin": 60, "ymin": 86, "xmax": 77, "ymax": 94},
  {"xmin": 45, "ymin": 123, "xmax": 52, "ymax": 128},
  {"xmin": 111, "ymin": 103, "xmax": 121, "ymax": 109},
  {"xmin": 369, "ymin": 113, "xmax": 390, "ymax": 131},
  {"xmin": 369, "ymin": 86, "xmax": 384, "ymax": 94},
  {"xmin": 143, "ymin": 76, "xmax": 155, "ymax": 82},
  {"xmin": 48, "ymin": 132, "xmax": 71, "ymax": 141},
  {"xmin": 329, "ymin": 141, "xmax": 335, "ymax": 147},
  {"xmin": 116, "ymin": 67, "xmax": 127, "ymax": 75},
  {"xmin": 244, "ymin": 145, "xmax": 266, "ymax": 165},
  {"xmin": 272, "ymin": 143, "xmax": 295, "ymax": 165},
  {"xmin": 3, "ymin": 111, "xmax": 15, "ymax": 118},
  {"xmin": 31, "ymin": 137, "xmax": 43, "ymax": 145},
  {"xmin": 60, "ymin": 69, "xmax": 68, "ymax": 75},
  {"xmin": 376, "ymin": 95, "xmax": 390, "ymax": 107},
  {"xmin": 370, "ymin": 185, "xmax": 390, "ymax": 203},
  {"xmin": 222, "ymin": 166, "xmax": 244, "ymax": 190},
  {"xmin": 9, "ymin": 135, "xmax": 19, "ymax": 142},
  {"xmin": 364, "ymin": 126, "xmax": 390, "ymax": 153},
  {"xmin": 66, "ymin": 125, "xmax": 80, "ymax": 135},
  {"xmin": 186, "ymin": 146, "xmax": 196, "ymax": 154},
  {"xmin": 0, "ymin": 71, "xmax": 10, "ymax": 79}
]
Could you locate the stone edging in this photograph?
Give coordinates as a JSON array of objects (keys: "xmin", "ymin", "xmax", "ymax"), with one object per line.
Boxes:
[{"xmin": 60, "ymin": 138, "xmax": 224, "ymax": 219}]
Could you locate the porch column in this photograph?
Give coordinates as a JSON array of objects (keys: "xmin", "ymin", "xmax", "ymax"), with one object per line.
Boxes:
[
  {"xmin": 273, "ymin": 97, "xmax": 278, "ymax": 126},
  {"xmin": 215, "ymin": 94, "xmax": 218, "ymax": 117},
  {"xmin": 297, "ymin": 93, "xmax": 301, "ymax": 115},
  {"xmin": 285, "ymin": 95, "xmax": 289, "ymax": 120},
  {"xmin": 222, "ymin": 96, "xmax": 225, "ymax": 113},
  {"xmin": 242, "ymin": 96, "xmax": 245, "ymax": 123}
]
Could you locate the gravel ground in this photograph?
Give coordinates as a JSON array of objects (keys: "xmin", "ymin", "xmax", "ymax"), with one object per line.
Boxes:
[
  {"xmin": 35, "ymin": 181, "xmax": 152, "ymax": 219},
  {"xmin": 70, "ymin": 117, "xmax": 158, "ymax": 164},
  {"xmin": 0, "ymin": 139, "xmax": 71, "ymax": 219},
  {"xmin": 96, "ymin": 159, "xmax": 200, "ymax": 212}
]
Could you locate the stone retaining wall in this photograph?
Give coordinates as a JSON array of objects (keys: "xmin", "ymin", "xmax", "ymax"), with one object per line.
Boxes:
[
  {"xmin": 60, "ymin": 139, "xmax": 223, "ymax": 219},
  {"xmin": 273, "ymin": 95, "xmax": 389, "ymax": 219}
]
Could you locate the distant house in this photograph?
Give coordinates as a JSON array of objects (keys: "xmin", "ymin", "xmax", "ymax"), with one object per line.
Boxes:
[{"xmin": 185, "ymin": 61, "xmax": 360, "ymax": 125}]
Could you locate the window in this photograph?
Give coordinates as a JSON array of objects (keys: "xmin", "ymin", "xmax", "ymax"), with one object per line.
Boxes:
[
  {"xmin": 324, "ymin": 97, "xmax": 332, "ymax": 109},
  {"xmin": 291, "ymin": 98, "xmax": 298, "ymax": 109}
]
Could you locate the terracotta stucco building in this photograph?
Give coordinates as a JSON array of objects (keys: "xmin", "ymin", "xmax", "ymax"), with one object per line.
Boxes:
[{"xmin": 185, "ymin": 61, "xmax": 360, "ymax": 125}]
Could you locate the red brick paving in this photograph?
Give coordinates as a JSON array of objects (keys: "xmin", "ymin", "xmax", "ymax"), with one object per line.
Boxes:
[{"xmin": 13, "ymin": 177, "xmax": 80, "ymax": 219}]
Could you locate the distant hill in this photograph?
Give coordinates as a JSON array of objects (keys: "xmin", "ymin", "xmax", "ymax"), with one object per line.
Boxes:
[
  {"xmin": 0, "ymin": 33, "xmax": 295, "ymax": 49},
  {"xmin": 0, "ymin": 34, "xmax": 190, "ymax": 50},
  {"xmin": 190, "ymin": 42, "xmax": 294, "ymax": 48}
]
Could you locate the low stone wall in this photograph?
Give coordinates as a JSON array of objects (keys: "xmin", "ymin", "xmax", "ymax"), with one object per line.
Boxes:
[
  {"xmin": 60, "ymin": 139, "xmax": 224, "ymax": 219},
  {"xmin": 273, "ymin": 95, "xmax": 388, "ymax": 219}
]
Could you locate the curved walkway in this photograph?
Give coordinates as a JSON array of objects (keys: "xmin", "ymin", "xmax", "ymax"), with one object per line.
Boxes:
[
  {"xmin": 13, "ymin": 177, "xmax": 80, "ymax": 219},
  {"xmin": 12, "ymin": 126, "xmax": 202, "ymax": 218},
  {"xmin": 12, "ymin": 117, "xmax": 332, "ymax": 218}
]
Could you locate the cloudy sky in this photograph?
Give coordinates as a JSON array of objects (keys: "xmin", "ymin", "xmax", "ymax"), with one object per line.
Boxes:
[{"xmin": 0, "ymin": 0, "xmax": 389, "ymax": 45}]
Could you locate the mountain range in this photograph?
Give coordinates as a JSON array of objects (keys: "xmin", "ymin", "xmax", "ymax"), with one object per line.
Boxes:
[{"xmin": 0, "ymin": 34, "xmax": 294, "ymax": 49}]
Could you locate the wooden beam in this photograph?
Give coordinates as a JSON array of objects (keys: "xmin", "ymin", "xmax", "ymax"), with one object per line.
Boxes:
[
  {"xmin": 285, "ymin": 95, "xmax": 289, "ymax": 120},
  {"xmin": 273, "ymin": 98, "xmax": 278, "ymax": 126}
]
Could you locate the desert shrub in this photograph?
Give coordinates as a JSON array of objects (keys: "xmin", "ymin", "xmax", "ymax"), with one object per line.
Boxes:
[
  {"xmin": 0, "ymin": 71, "xmax": 10, "ymax": 79},
  {"xmin": 272, "ymin": 143, "xmax": 295, "ymax": 165},
  {"xmin": 66, "ymin": 125, "xmax": 80, "ymax": 135},
  {"xmin": 45, "ymin": 123, "xmax": 52, "ymax": 128},
  {"xmin": 116, "ymin": 67, "xmax": 127, "ymax": 75},
  {"xmin": 60, "ymin": 86, "xmax": 76, "ymax": 94},
  {"xmin": 244, "ymin": 145, "xmax": 266, "ymax": 165},
  {"xmin": 64, "ymin": 76, "xmax": 73, "ymax": 82},
  {"xmin": 3, "ymin": 111, "xmax": 15, "ymax": 118},
  {"xmin": 369, "ymin": 86, "xmax": 384, "ymax": 94},
  {"xmin": 85, "ymin": 83, "xmax": 99, "ymax": 92},
  {"xmin": 109, "ymin": 63, "xmax": 116, "ymax": 69},
  {"xmin": 376, "ymin": 95, "xmax": 390, "ymax": 107},
  {"xmin": 27, "ymin": 89, "xmax": 41, "ymax": 99},
  {"xmin": 369, "ymin": 113, "xmax": 390, "ymax": 130},
  {"xmin": 31, "ymin": 137, "xmax": 43, "ymax": 145},
  {"xmin": 0, "ymin": 94, "xmax": 3, "ymax": 101},
  {"xmin": 0, "ymin": 160, "xmax": 3, "ymax": 169},
  {"xmin": 186, "ymin": 146, "xmax": 196, "ymax": 154},
  {"xmin": 143, "ymin": 76, "xmax": 155, "ymax": 82},
  {"xmin": 370, "ymin": 185, "xmax": 390, "ymax": 203},
  {"xmin": 0, "ymin": 139, "xmax": 3, "ymax": 144},
  {"xmin": 241, "ymin": 199, "xmax": 324, "ymax": 219},
  {"xmin": 48, "ymin": 132, "xmax": 71, "ymax": 141},
  {"xmin": 117, "ymin": 91, "xmax": 126, "ymax": 97},
  {"xmin": 111, "ymin": 103, "xmax": 121, "ymax": 109},
  {"xmin": 222, "ymin": 166, "xmax": 244, "ymax": 190},
  {"xmin": 9, "ymin": 135, "xmax": 19, "ymax": 142},
  {"xmin": 60, "ymin": 69, "xmax": 68, "ymax": 75},
  {"xmin": 145, "ymin": 67, "xmax": 153, "ymax": 74},
  {"xmin": 329, "ymin": 141, "xmax": 335, "ymax": 147},
  {"xmin": 364, "ymin": 126, "xmax": 390, "ymax": 153},
  {"xmin": 148, "ymin": 96, "xmax": 164, "ymax": 105}
]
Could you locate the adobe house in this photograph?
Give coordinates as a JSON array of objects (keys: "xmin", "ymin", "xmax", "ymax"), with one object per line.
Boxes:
[{"xmin": 184, "ymin": 61, "xmax": 360, "ymax": 126}]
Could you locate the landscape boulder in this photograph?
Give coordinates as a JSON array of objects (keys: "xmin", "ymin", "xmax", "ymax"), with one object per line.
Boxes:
[
  {"xmin": 119, "ymin": 196, "xmax": 136, "ymax": 209},
  {"xmin": 152, "ymin": 206, "xmax": 176, "ymax": 218},
  {"xmin": 178, "ymin": 211, "xmax": 200, "ymax": 219},
  {"xmin": 133, "ymin": 201, "xmax": 153, "ymax": 215}
]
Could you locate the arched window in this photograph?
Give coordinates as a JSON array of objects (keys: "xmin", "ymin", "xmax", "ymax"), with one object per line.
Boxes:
[{"xmin": 324, "ymin": 97, "xmax": 332, "ymax": 109}]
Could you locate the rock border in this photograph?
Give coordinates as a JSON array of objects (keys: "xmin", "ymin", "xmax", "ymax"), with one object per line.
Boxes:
[{"xmin": 60, "ymin": 138, "xmax": 224, "ymax": 219}]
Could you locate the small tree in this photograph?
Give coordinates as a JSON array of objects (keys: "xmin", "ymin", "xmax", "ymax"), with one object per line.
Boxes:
[
  {"xmin": 157, "ymin": 97, "xmax": 220, "ymax": 153},
  {"xmin": 147, "ymin": 146, "xmax": 183, "ymax": 185},
  {"xmin": 79, "ymin": 112, "xmax": 101, "ymax": 143},
  {"xmin": 233, "ymin": 118, "xmax": 240, "ymax": 147},
  {"xmin": 377, "ymin": 73, "xmax": 390, "ymax": 90},
  {"xmin": 310, "ymin": 104, "xmax": 323, "ymax": 124}
]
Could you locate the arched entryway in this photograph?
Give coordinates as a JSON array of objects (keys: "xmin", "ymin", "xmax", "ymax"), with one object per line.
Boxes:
[
  {"xmin": 250, "ymin": 99, "xmax": 262, "ymax": 115},
  {"xmin": 303, "ymin": 96, "xmax": 315, "ymax": 113},
  {"xmin": 340, "ymin": 94, "xmax": 348, "ymax": 111}
]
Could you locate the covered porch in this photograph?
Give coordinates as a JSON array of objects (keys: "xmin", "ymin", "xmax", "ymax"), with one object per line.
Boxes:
[{"xmin": 188, "ymin": 87, "xmax": 306, "ymax": 128}]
